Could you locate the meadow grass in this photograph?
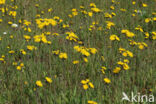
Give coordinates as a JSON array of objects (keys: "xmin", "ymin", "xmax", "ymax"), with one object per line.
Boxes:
[{"xmin": 0, "ymin": 0, "xmax": 156, "ymax": 104}]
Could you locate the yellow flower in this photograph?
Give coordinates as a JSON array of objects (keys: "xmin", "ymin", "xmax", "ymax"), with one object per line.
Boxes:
[
  {"xmin": 8, "ymin": 21, "xmax": 13, "ymax": 24},
  {"xmin": 16, "ymin": 66, "xmax": 21, "ymax": 70},
  {"xmin": 10, "ymin": 35, "xmax": 13, "ymax": 39},
  {"xmin": 126, "ymin": 51, "xmax": 133, "ymax": 57},
  {"xmin": 81, "ymin": 80, "xmax": 88, "ymax": 84},
  {"xmin": 45, "ymin": 77, "xmax": 52, "ymax": 83},
  {"xmin": 104, "ymin": 13, "xmax": 112, "ymax": 18},
  {"xmin": 135, "ymin": 25, "xmax": 144, "ymax": 32},
  {"xmin": 36, "ymin": 80, "xmax": 43, "ymax": 87},
  {"xmin": 0, "ymin": 0, "xmax": 5, "ymax": 4},
  {"xmin": 101, "ymin": 56, "xmax": 105, "ymax": 61},
  {"xmin": 72, "ymin": 60, "xmax": 79, "ymax": 64},
  {"xmin": 113, "ymin": 67, "xmax": 121, "ymax": 73},
  {"xmin": 12, "ymin": 62, "xmax": 17, "ymax": 66},
  {"xmin": 89, "ymin": 48, "xmax": 97, "ymax": 54},
  {"xmin": 24, "ymin": 35, "xmax": 31, "ymax": 41},
  {"xmin": 59, "ymin": 53, "xmax": 68, "ymax": 59},
  {"xmin": 106, "ymin": 21, "xmax": 115, "ymax": 29},
  {"xmin": 145, "ymin": 18, "xmax": 151, "ymax": 23},
  {"xmin": 88, "ymin": 12, "xmax": 93, "ymax": 17},
  {"xmin": 52, "ymin": 33, "xmax": 59, "ymax": 36},
  {"xmin": 52, "ymin": 50, "xmax": 60, "ymax": 55},
  {"xmin": 0, "ymin": 19, "xmax": 2, "ymax": 23},
  {"xmin": 88, "ymin": 82, "xmax": 94, "ymax": 88},
  {"xmin": 132, "ymin": 1, "xmax": 136, "ymax": 5},
  {"xmin": 83, "ymin": 84, "xmax": 88, "ymax": 90},
  {"xmin": 90, "ymin": 3, "xmax": 96, "ymax": 8},
  {"xmin": 48, "ymin": 8, "xmax": 52, "ymax": 12},
  {"xmin": 138, "ymin": 44, "xmax": 144, "ymax": 50},
  {"xmin": 88, "ymin": 100, "xmax": 98, "ymax": 104},
  {"xmin": 132, "ymin": 13, "xmax": 136, "ymax": 17},
  {"xmin": 123, "ymin": 63, "xmax": 130, "ymax": 70},
  {"xmin": 9, "ymin": 50, "xmax": 15, "ymax": 54},
  {"xmin": 121, "ymin": 29, "xmax": 135, "ymax": 38},
  {"xmin": 142, "ymin": 3, "xmax": 148, "ymax": 7},
  {"xmin": 20, "ymin": 63, "xmax": 24, "ymax": 67},
  {"xmin": 104, "ymin": 78, "xmax": 111, "ymax": 84},
  {"xmin": 122, "ymin": 52, "xmax": 128, "ymax": 57},
  {"xmin": 91, "ymin": 7, "xmax": 101, "ymax": 13},
  {"xmin": 110, "ymin": 6, "xmax": 115, "ymax": 10},
  {"xmin": 20, "ymin": 49, "xmax": 26, "ymax": 55},
  {"xmin": 36, "ymin": 18, "xmax": 57, "ymax": 29},
  {"xmin": 101, "ymin": 66, "xmax": 106, "ymax": 74},
  {"xmin": 124, "ymin": 59, "xmax": 129, "ymax": 63},
  {"xmin": 83, "ymin": 58, "xmax": 88, "ymax": 63},
  {"xmin": 111, "ymin": 12, "xmax": 116, "ymax": 16},
  {"xmin": 144, "ymin": 32, "xmax": 149, "ymax": 38},
  {"xmin": 27, "ymin": 45, "xmax": 37, "ymax": 51},
  {"xmin": 120, "ymin": 8, "xmax": 127, "ymax": 12},
  {"xmin": 110, "ymin": 35, "xmax": 120, "ymax": 41}
]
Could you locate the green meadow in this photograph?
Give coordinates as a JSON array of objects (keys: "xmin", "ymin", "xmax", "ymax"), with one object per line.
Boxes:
[{"xmin": 0, "ymin": 0, "xmax": 156, "ymax": 104}]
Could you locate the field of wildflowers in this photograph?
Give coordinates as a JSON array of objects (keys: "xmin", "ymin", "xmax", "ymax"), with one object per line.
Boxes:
[{"xmin": 0, "ymin": 0, "xmax": 156, "ymax": 103}]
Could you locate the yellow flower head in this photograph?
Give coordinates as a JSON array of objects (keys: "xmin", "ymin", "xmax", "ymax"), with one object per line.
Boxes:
[
  {"xmin": 45, "ymin": 77, "xmax": 52, "ymax": 83},
  {"xmin": 36, "ymin": 80, "xmax": 43, "ymax": 87},
  {"xmin": 104, "ymin": 78, "xmax": 111, "ymax": 84}
]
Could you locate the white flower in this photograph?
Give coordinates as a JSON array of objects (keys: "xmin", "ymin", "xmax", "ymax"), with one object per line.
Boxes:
[
  {"xmin": 3, "ymin": 32, "xmax": 7, "ymax": 35},
  {"xmin": 11, "ymin": 23, "xmax": 18, "ymax": 28}
]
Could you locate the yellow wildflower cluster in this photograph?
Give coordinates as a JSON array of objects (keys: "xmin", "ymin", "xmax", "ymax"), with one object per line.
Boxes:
[
  {"xmin": 0, "ymin": 55, "xmax": 5, "ymax": 63},
  {"xmin": 91, "ymin": 7, "xmax": 101, "ymax": 13},
  {"xmin": 36, "ymin": 18, "xmax": 57, "ymax": 29},
  {"xmin": 23, "ymin": 20, "xmax": 31, "ymax": 26},
  {"xmin": 0, "ymin": 0, "xmax": 5, "ymax": 4},
  {"xmin": 89, "ymin": 21, "xmax": 99, "ymax": 31},
  {"xmin": 117, "ymin": 60, "xmax": 130, "ymax": 70},
  {"xmin": 121, "ymin": 29, "xmax": 135, "ymax": 38},
  {"xmin": 33, "ymin": 33, "xmax": 51, "ymax": 44},
  {"xmin": 109, "ymin": 34, "xmax": 120, "ymax": 41},
  {"xmin": 9, "ymin": 11, "xmax": 17, "ymax": 18},
  {"xmin": 101, "ymin": 66, "xmax": 107, "ymax": 74},
  {"xmin": 81, "ymin": 79, "xmax": 94, "ymax": 90},
  {"xmin": 113, "ymin": 67, "xmax": 121, "ymax": 73},
  {"xmin": 152, "ymin": 31, "xmax": 156, "ymax": 40},
  {"xmin": 16, "ymin": 63, "xmax": 24, "ymax": 71},
  {"xmin": 66, "ymin": 31, "xmax": 79, "ymax": 42},
  {"xmin": 119, "ymin": 47, "xmax": 133, "ymax": 57},
  {"xmin": 105, "ymin": 21, "xmax": 115, "ymax": 29},
  {"xmin": 104, "ymin": 12, "xmax": 113, "ymax": 18},
  {"xmin": 72, "ymin": 8, "xmax": 78, "ymax": 16},
  {"xmin": 36, "ymin": 77, "xmax": 52, "ymax": 87},
  {"xmin": 129, "ymin": 40, "xmax": 148, "ymax": 50},
  {"xmin": 135, "ymin": 25, "xmax": 144, "ymax": 32},
  {"xmin": 74, "ymin": 45, "xmax": 97, "ymax": 57},
  {"xmin": 20, "ymin": 49, "xmax": 27, "ymax": 55},
  {"xmin": 90, "ymin": 3, "xmax": 101, "ymax": 13},
  {"xmin": 27, "ymin": 45, "xmax": 37, "ymax": 51},
  {"xmin": 59, "ymin": 53, "xmax": 68, "ymax": 59},
  {"xmin": 52, "ymin": 50, "xmax": 68, "ymax": 60}
]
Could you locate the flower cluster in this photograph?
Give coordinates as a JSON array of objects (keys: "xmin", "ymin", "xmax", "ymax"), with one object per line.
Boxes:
[
  {"xmin": 81, "ymin": 79, "xmax": 94, "ymax": 90},
  {"xmin": 36, "ymin": 18, "xmax": 57, "ymax": 29}
]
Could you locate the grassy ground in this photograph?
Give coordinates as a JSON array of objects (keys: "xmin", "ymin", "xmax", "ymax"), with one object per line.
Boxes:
[{"xmin": 0, "ymin": 0, "xmax": 156, "ymax": 104}]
